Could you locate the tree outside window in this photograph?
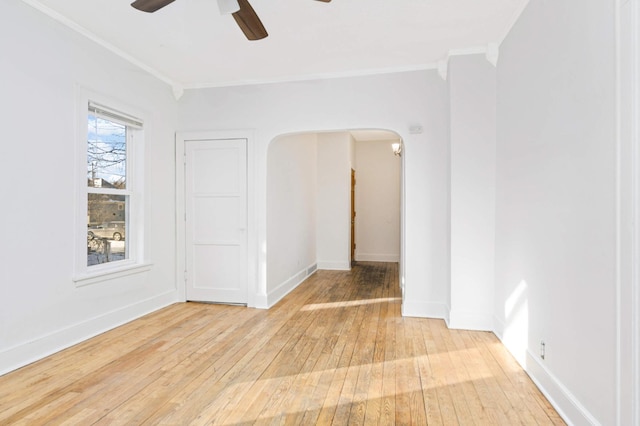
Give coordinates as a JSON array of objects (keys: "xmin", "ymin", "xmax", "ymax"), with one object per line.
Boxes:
[{"xmin": 86, "ymin": 109, "xmax": 132, "ymax": 266}]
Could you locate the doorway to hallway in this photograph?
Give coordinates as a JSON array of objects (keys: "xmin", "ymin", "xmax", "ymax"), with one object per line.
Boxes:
[{"xmin": 266, "ymin": 129, "xmax": 403, "ymax": 306}]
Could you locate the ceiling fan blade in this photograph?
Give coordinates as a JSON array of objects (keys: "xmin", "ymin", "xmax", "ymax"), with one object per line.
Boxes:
[
  {"xmin": 232, "ymin": 0, "xmax": 268, "ymax": 41},
  {"xmin": 315, "ymin": 0, "xmax": 332, "ymax": 2},
  {"xmin": 131, "ymin": 0, "xmax": 176, "ymax": 13}
]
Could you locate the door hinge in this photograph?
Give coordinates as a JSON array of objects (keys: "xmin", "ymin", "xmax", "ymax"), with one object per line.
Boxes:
[{"xmin": 184, "ymin": 270, "xmax": 188, "ymax": 281}]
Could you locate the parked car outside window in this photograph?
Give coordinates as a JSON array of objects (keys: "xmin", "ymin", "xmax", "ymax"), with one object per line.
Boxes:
[{"xmin": 88, "ymin": 221, "xmax": 125, "ymax": 241}]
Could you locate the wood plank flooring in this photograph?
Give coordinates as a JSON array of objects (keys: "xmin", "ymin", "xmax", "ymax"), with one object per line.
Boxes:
[{"xmin": 0, "ymin": 262, "xmax": 564, "ymax": 425}]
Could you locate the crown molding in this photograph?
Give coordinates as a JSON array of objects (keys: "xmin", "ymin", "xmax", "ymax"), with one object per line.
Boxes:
[
  {"xmin": 19, "ymin": 0, "xmax": 179, "ymax": 89},
  {"xmin": 19, "ymin": 0, "xmax": 520, "ymax": 93},
  {"xmin": 498, "ymin": 0, "xmax": 531, "ymax": 42},
  {"xmin": 486, "ymin": 42, "xmax": 500, "ymax": 67},
  {"xmin": 437, "ymin": 60, "xmax": 448, "ymax": 81},
  {"xmin": 181, "ymin": 63, "xmax": 439, "ymax": 90}
]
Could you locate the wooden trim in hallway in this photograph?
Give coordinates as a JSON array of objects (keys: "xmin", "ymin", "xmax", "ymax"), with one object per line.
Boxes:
[{"xmin": 0, "ymin": 262, "xmax": 564, "ymax": 425}]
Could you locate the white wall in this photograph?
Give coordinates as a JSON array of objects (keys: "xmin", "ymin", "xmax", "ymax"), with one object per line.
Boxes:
[
  {"xmin": 354, "ymin": 140, "xmax": 401, "ymax": 262},
  {"xmin": 618, "ymin": 1, "xmax": 640, "ymax": 423},
  {"xmin": 1, "ymin": 2, "xmax": 627, "ymax": 423},
  {"xmin": 267, "ymin": 131, "xmax": 401, "ymax": 303},
  {"xmin": 448, "ymin": 55, "xmax": 496, "ymax": 331},
  {"xmin": 3, "ymin": 4, "xmax": 630, "ymax": 424},
  {"xmin": 317, "ymin": 132, "xmax": 354, "ymax": 270},
  {"xmin": 494, "ymin": 0, "xmax": 616, "ymax": 424},
  {"xmin": 266, "ymin": 133, "xmax": 318, "ymax": 304},
  {"xmin": 0, "ymin": 0, "xmax": 178, "ymax": 374},
  {"xmin": 178, "ymin": 72, "xmax": 452, "ymax": 319}
]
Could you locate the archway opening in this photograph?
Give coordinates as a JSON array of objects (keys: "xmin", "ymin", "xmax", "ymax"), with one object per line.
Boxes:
[{"xmin": 265, "ymin": 129, "xmax": 404, "ymax": 306}]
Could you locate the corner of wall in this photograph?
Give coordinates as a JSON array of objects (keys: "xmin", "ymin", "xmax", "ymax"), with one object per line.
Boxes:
[
  {"xmin": 317, "ymin": 261, "xmax": 351, "ymax": 271},
  {"xmin": 492, "ymin": 314, "xmax": 505, "ymax": 342},
  {"xmin": 253, "ymin": 294, "xmax": 269, "ymax": 310},
  {"xmin": 266, "ymin": 263, "xmax": 318, "ymax": 308},
  {"xmin": 448, "ymin": 310, "xmax": 494, "ymax": 331},
  {"xmin": 402, "ymin": 301, "xmax": 449, "ymax": 320}
]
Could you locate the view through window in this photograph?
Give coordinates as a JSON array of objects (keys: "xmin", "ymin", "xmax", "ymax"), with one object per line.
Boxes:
[{"xmin": 86, "ymin": 104, "xmax": 134, "ymax": 266}]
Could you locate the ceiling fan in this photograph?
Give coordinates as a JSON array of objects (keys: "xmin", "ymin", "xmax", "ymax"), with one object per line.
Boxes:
[{"xmin": 130, "ymin": 0, "xmax": 331, "ymax": 41}]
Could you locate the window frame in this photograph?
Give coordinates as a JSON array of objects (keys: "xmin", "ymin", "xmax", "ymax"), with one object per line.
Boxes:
[{"xmin": 74, "ymin": 90, "xmax": 149, "ymax": 286}]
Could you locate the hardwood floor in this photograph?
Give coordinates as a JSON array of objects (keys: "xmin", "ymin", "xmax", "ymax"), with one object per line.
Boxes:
[{"xmin": 0, "ymin": 262, "xmax": 564, "ymax": 425}]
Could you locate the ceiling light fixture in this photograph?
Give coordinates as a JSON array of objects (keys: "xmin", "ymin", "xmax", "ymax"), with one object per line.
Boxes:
[
  {"xmin": 217, "ymin": 0, "xmax": 240, "ymax": 15},
  {"xmin": 392, "ymin": 142, "xmax": 402, "ymax": 157}
]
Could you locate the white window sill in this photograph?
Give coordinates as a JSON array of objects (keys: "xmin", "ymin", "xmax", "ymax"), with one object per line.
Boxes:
[{"xmin": 74, "ymin": 262, "xmax": 153, "ymax": 287}]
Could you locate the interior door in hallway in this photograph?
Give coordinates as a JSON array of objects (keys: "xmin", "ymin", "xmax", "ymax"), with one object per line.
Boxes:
[
  {"xmin": 184, "ymin": 139, "xmax": 247, "ymax": 304},
  {"xmin": 351, "ymin": 168, "xmax": 356, "ymax": 266}
]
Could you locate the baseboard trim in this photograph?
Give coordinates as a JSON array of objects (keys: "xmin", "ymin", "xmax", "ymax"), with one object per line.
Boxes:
[
  {"xmin": 492, "ymin": 320, "xmax": 597, "ymax": 425},
  {"xmin": 317, "ymin": 261, "xmax": 351, "ymax": 271},
  {"xmin": 355, "ymin": 253, "xmax": 400, "ymax": 262},
  {"xmin": 448, "ymin": 310, "xmax": 494, "ymax": 331},
  {"xmin": 493, "ymin": 315, "xmax": 505, "ymax": 340},
  {"xmin": 524, "ymin": 350, "xmax": 599, "ymax": 425},
  {"xmin": 0, "ymin": 290, "xmax": 178, "ymax": 376},
  {"xmin": 402, "ymin": 301, "xmax": 449, "ymax": 321},
  {"xmin": 266, "ymin": 263, "xmax": 317, "ymax": 308},
  {"xmin": 252, "ymin": 294, "xmax": 269, "ymax": 310}
]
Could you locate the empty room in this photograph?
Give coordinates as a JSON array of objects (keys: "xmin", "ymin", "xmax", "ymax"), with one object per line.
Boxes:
[{"xmin": 1, "ymin": 0, "xmax": 638, "ymax": 424}]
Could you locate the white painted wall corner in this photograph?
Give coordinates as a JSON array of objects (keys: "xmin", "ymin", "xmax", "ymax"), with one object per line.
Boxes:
[
  {"xmin": 317, "ymin": 261, "xmax": 351, "ymax": 271},
  {"xmin": 265, "ymin": 263, "xmax": 318, "ymax": 308},
  {"xmin": 447, "ymin": 310, "xmax": 494, "ymax": 332},
  {"xmin": 402, "ymin": 301, "xmax": 449, "ymax": 321}
]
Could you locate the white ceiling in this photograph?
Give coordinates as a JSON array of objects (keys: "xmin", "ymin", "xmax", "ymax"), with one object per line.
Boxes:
[{"xmin": 23, "ymin": 0, "xmax": 529, "ymax": 89}]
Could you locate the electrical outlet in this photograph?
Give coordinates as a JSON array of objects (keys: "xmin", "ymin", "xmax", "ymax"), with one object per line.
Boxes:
[{"xmin": 540, "ymin": 340, "xmax": 546, "ymax": 360}]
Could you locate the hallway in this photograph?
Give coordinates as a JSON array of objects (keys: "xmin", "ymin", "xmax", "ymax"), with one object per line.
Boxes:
[{"xmin": 0, "ymin": 262, "xmax": 563, "ymax": 424}]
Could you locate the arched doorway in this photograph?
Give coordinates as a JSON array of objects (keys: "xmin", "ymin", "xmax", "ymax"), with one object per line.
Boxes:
[{"xmin": 265, "ymin": 129, "xmax": 403, "ymax": 303}]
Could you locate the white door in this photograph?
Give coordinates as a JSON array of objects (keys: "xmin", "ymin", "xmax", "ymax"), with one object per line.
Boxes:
[{"xmin": 185, "ymin": 139, "xmax": 247, "ymax": 304}]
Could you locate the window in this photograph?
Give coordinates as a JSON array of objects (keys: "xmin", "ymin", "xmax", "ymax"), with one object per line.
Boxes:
[{"xmin": 82, "ymin": 100, "xmax": 144, "ymax": 274}]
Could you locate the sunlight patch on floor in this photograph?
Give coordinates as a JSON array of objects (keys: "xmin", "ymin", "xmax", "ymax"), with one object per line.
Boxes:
[
  {"xmin": 301, "ymin": 297, "xmax": 402, "ymax": 311},
  {"xmin": 195, "ymin": 352, "xmax": 494, "ymax": 423}
]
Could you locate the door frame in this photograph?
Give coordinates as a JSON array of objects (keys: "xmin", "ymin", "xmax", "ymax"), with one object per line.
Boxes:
[
  {"xmin": 350, "ymin": 168, "xmax": 356, "ymax": 267},
  {"xmin": 176, "ymin": 130, "xmax": 257, "ymax": 307},
  {"xmin": 618, "ymin": 0, "xmax": 640, "ymax": 422}
]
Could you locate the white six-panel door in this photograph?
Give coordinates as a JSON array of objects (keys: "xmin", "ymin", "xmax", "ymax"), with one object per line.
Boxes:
[{"xmin": 184, "ymin": 139, "xmax": 248, "ymax": 304}]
